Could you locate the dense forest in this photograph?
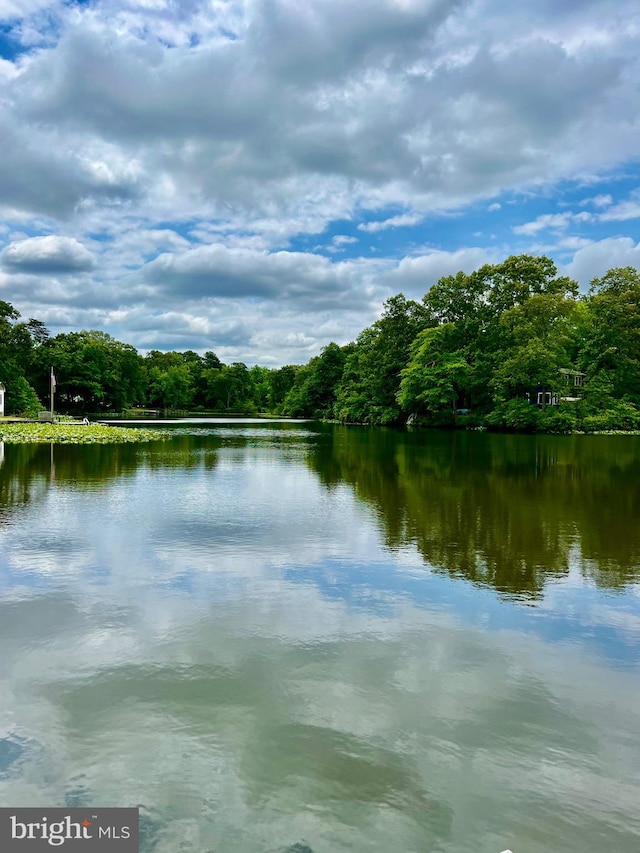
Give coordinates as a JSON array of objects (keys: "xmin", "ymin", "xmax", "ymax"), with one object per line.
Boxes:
[{"xmin": 1, "ymin": 255, "xmax": 640, "ymax": 432}]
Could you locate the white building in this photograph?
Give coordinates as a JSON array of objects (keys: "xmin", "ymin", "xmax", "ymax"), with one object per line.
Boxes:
[{"xmin": 0, "ymin": 382, "xmax": 5, "ymax": 417}]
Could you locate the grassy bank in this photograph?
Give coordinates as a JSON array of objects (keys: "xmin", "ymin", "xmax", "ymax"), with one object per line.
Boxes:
[{"xmin": 0, "ymin": 422, "xmax": 169, "ymax": 444}]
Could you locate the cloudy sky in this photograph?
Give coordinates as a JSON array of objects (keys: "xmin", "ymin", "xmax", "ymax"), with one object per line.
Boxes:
[{"xmin": 0, "ymin": 0, "xmax": 639, "ymax": 365}]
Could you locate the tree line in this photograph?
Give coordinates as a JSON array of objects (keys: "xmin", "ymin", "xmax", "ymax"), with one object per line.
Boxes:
[
  {"xmin": 0, "ymin": 304, "xmax": 302, "ymax": 417},
  {"xmin": 1, "ymin": 255, "xmax": 640, "ymax": 431}
]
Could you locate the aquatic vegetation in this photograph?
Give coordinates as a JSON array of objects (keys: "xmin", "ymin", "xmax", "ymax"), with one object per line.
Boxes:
[{"xmin": 0, "ymin": 422, "xmax": 169, "ymax": 444}]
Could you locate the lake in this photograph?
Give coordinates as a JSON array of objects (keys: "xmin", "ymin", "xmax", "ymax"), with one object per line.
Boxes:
[{"xmin": 1, "ymin": 423, "xmax": 639, "ymax": 853}]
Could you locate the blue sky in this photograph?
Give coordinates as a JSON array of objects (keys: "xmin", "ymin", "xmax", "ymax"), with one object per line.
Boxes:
[{"xmin": 0, "ymin": 0, "xmax": 639, "ymax": 365}]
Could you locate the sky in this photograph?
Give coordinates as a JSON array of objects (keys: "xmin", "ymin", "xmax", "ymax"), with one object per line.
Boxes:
[{"xmin": 0, "ymin": 0, "xmax": 639, "ymax": 366}]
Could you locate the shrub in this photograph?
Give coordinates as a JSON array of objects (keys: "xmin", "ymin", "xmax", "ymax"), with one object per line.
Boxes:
[
  {"xmin": 538, "ymin": 405, "xmax": 578, "ymax": 433},
  {"xmin": 4, "ymin": 376, "xmax": 42, "ymax": 418},
  {"xmin": 486, "ymin": 399, "xmax": 542, "ymax": 432},
  {"xmin": 581, "ymin": 401, "xmax": 640, "ymax": 432}
]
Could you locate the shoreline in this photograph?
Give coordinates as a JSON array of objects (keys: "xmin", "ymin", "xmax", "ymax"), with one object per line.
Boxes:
[{"xmin": 2, "ymin": 419, "xmax": 639, "ymax": 444}]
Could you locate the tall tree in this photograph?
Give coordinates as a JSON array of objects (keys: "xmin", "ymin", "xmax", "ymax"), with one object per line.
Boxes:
[
  {"xmin": 0, "ymin": 301, "xmax": 46, "ymax": 415},
  {"xmin": 398, "ymin": 324, "xmax": 471, "ymax": 419},
  {"xmin": 580, "ymin": 267, "xmax": 640, "ymax": 405},
  {"xmin": 31, "ymin": 331, "xmax": 146, "ymax": 412},
  {"xmin": 399, "ymin": 256, "xmax": 582, "ymax": 421},
  {"xmin": 335, "ymin": 295, "xmax": 429, "ymax": 424},
  {"xmin": 284, "ymin": 343, "xmax": 350, "ymax": 418},
  {"xmin": 491, "ymin": 291, "xmax": 581, "ymax": 402},
  {"xmin": 145, "ymin": 351, "xmax": 194, "ymax": 410},
  {"xmin": 268, "ymin": 365, "xmax": 300, "ymax": 412}
]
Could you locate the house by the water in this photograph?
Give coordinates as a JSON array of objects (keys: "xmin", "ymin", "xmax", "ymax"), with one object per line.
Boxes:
[{"xmin": 525, "ymin": 369, "xmax": 586, "ymax": 408}]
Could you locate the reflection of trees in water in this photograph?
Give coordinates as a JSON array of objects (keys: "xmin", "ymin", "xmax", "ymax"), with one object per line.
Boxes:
[
  {"xmin": 0, "ymin": 436, "xmax": 219, "ymax": 521},
  {"xmin": 308, "ymin": 426, "xmax": 640, "ymax": 597},
  {"xmin": 4, "ymin": 427, "xmax": 638, "ymax": 596},
  {"xmin": 0, "ymin": 426, "xmax": 309, "ymax": 524},
  {"xmin": 0, "ymin": 443, "xmax": 50, "ymax": 518}
]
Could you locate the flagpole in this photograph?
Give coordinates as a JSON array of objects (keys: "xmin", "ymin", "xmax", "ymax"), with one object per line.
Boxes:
[{"xmin": 50, "ymin": 366, "xmax": 55, "ymax": 421}]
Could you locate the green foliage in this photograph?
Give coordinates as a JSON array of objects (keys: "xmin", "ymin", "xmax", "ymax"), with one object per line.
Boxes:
[
  {"xmin": 0, "ymin": 300, "xmax": 45, "ymax": 415},
  {"xmin": 538, "ymin": 405, "xmax": 578, "ymax": 434},
  {"xmin": 411, "ymin": 255, "xmax": 584, "ymax": 422},
  {"xmin": 3, "ymin": 255, "xmax": 640, "ymax": 431},
  {"xmin": 248, "ymin": 365, "xmax": 271, "ymax": 411},
  {"xmin": 211, "ymin": 363, "xmax": 255, "ymax": 411},
  {"xmin": 284, "ymin": 343, "xmax": 349, "ymax": 418},
  {"xmin": 579, "ymin": 373, "xmax": 613, "ymax": 410},
  {"xmin": 480, "ymin": 254, "xmax": 577, "ymax": 315},
  {"xmin": 485, "ymin": 399, "xmax": 543, "ymax": 432},
  {"xmin": 580, "ymin": 267, "xmax": 640, "ymax": 405},
  {"xmin": 581, "ymin": 402, "xmax": 640, "ymax": 433},
  {"xmin": 30, "ymin": 331, "xmax": 146, "ymax": 412},
  {"xmin": 491, "ymin": 293, "xmax": 580, "ymax": 401},
  {"xmin": 268, "ymin": 365, "xmax": 299, "ymax": 412},
  {"xmin": 398, "ymin": 324, "xmax": 470, "ymax": 418},
  {"xmin": 589, "ymin": 266, "xmax": 640, "ymax": 296},
  {"xmin": 148, "ymin": 362, "xmax": 193, "ymax": 410},
  {"xmin": 335, "ymin": 295, "xmax": 428, "ymax": 424},
  {"xmin": 185, "ymin": 350, "xmax": 222, "ymax": 409},
  {"xmin": 3, "ymin": 375, "xmax": 42, "ymax": 418}
]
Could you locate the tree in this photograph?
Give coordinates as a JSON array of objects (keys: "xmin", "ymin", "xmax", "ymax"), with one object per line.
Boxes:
[
  {"xmin": 421, "ymin": 270, "xmax": 491, "ymax": 412},
  {"xmin": 335, "ymin": 295, "xmax": 429, "ymax": 424},
  {"xmin": 0, "ymin": 300, "xmax": 46, "ymax": 415},
  {"xmin": 580, "ymin": 267, "xmax": 640, "ymax": 406},
  {"xmin": 199, "ymin": 362, "xmax": 253, "ymax": 411},
  {"xmin": 248, "ymin": 365, "xmax": 272, "ymax": 412},
  {"xmin": 491, "ymin": 292, "xmax": 580, "ymax": 402},
  {"xmin": 145, "ymin": 352, "xmax": 194, "ymax": 411},
  {"xmin": 398, "ymin": 324, "xmax": 470, "ymax": 419},
  {"xmin": 224, "ymin": 362, "xmax": 253, "ymax": 410},
  {"xmin": 399, "ymin": 256, "xmax": 583, "ymax": 419},
  {"xmin": 31, "ymin": 331, "xmax": 146, "ymax": 412},
  {"xmin": 268, "ymin": 365, "xmax": 300, "ymax": 412},
  {"xmin": 284, "ymin": 343, "xmax": 350, "ymax": 418},
  {"xmin": 481, "ymin": 254, "xmax": 577, "ymax": 315}
]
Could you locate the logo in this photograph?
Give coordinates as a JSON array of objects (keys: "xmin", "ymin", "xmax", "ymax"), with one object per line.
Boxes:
[{"xmin": 0, "ymin": 808, "xmax": 138, "ymax": 851}]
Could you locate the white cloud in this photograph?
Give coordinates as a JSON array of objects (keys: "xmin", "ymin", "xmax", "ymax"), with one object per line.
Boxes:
[
  {"xmin": 142, "ymin": 244, "xmax": 373, "ymax": 307},
  {"xmin": 0, "ymin": 0, "xmax": 638, "ymax": 361},
  {"xmin": 598, "ymin": 200, "xmax": 640, "ymax": 221},
  {"xmin": 0, "ymin": 0, "xmax": 57, "ymax": 20},
  {"xmin": 558, "ymin": 236, "xmax": 592, "ymax": 250},
  {"xmin": 513, "ymin": 213, "xmax": 573, "ymax": 235},
  {"xmin": 563, "ymin": 237, "xmax": 640, "ymax": 287},
  {"xmin": 6, "ymin": 0, "xmax": 640, "ymax": 225},
  {"xmin": 579, "ymin": 193, "xmax": 612, "ymax": 208},
  {"xmin": 358, "ymin": 213, "xmax": 424, "ymax": 232},
  {"xmin": 513, "ymin": 209, "xmax": 600, "ymax": 235},
  {"xmin": 381, "ymin": 246, "xmax": 497, "ymax": 296},
  {"xmin": 328, "ymin": 234, "xmax": 359, "ymax": 252},
  {"xmin": 0, "ymin": 235, "xmax": 96, "ymax": 273}
]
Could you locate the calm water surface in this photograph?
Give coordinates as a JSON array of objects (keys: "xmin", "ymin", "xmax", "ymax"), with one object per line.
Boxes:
[{"xmin": 0, "ymin": 424, "xmax": 639, "ymax": 853}]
